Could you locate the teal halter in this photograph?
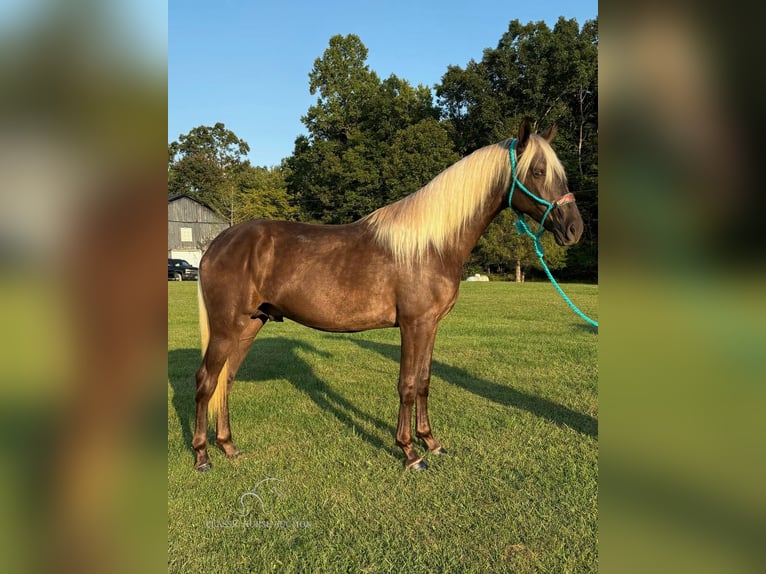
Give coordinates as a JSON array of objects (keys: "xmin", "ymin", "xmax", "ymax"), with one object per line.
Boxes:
[
  {"xmin": 507, "ymin": 139, "xmax": 598, "ymax": 329},
  {"xmin": 507, "ymin": 138, "xmax": 574, "ymax": 240}
]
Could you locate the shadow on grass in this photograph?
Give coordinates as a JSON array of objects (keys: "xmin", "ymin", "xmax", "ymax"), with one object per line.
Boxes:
[
  {"xmin": 169, "ymin": 333, "xmax": 596, "ymax": 467},
  {"xmin": 571, "ymin": 322, "xmax": 598, "ymax": 335},
  {"xmin": 347, "ymin": 338, "xmax": 598, "ymax": 439},
  {"xmin": 168, "ymin": 338, "xmax": 400, "ymax": 465}
]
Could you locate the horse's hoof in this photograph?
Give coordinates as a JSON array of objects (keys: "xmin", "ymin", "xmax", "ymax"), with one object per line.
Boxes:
[
  {"xmin": 226, "ymin": 450, "xmax": 241, "ymax": 459},
  {"xmin": 432, "ymin": 447, "xmax": 448, "ymax": 455},
  {"xmin": 408, "ymin": 459, "xmax": 428, "ymax": 471},
  {"xmin": 196, "ymin": 462, "xmax": 212, "ymax": 472}
]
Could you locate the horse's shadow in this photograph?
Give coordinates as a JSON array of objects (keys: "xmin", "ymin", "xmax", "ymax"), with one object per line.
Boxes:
[
  {"xmin": 346, "ymin": 338, "xmax": 598, "ymax": 439},
  {"xmin": 168, "ymin": 337, "xmax": 401, "ymax": 463},
  {"xmin": 572, "ymin": 322, "xmax": 598, "ymax": 335},
  {"xmin": 169, "ymin": 334, "xmax": 597, "ymax": 465}
]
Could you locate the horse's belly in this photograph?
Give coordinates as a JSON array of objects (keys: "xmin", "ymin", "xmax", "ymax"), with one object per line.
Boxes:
[
  {"xmin": 290, "ymin": 312, "xmax": 396, "ymax": 333},
  {"xmin": 278, "ymin": 299, "xmax": 397, "ymax": 333},
  {"xmin": 265, "ymin": 280, "xmax": 398, "ymax": 333}
]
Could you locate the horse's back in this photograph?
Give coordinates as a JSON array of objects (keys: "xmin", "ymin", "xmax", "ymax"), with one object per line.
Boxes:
[{"xmin": 204, "ymin": 218, "xmax": 382, "ymax": 276}]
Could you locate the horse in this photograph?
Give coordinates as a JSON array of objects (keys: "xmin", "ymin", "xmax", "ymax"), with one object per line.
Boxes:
[{"xmin": 192, "ymin": 119, "xmax": 584, "ymax": 471}]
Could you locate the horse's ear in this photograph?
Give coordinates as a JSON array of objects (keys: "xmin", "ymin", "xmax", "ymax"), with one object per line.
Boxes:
[
  {"xmin": 542, "ymin": 123, "xmax": 558, "ymax": 143},
  {"xmin": 517, "ymin": 118, "xmax": 532, "ymax": 149}
]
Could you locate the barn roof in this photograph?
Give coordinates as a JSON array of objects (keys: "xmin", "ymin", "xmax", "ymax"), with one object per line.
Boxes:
[{"xmin": 168, "ymin": 194, "xmax": 217, "ymax": 212}]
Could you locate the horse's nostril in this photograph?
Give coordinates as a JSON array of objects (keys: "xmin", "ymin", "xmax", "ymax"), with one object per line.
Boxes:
[{"xmin": 567, "ymin": 222, "xmax": 582, "ymax": 241}]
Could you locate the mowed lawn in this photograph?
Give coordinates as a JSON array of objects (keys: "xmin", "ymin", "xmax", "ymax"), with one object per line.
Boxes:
[{"xmin": 168, "ymin": 281, "xmax": 598, "ymax": 573}]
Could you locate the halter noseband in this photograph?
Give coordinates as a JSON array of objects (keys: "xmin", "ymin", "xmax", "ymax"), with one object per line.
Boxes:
[{"xmin": 507, "ymin": 138, "xmax": 575, "ymax": 240}]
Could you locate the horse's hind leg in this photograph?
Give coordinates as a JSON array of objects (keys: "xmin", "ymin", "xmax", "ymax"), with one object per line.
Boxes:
[
  {"xmin": 193, "ymin": 336, "xmax": 233, "ymax": 471},
  {"xmin": 214, "ymin": 316, "xmax": 266, "ymax": 458}
]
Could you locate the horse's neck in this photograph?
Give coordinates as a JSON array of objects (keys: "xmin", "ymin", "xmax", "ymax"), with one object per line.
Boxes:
[{"xmin": 453, "ymin": 181, "xmax": 508, "ymax": 264}]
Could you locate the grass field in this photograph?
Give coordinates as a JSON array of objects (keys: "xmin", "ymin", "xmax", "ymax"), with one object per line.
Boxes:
[{"xmin": 168, "ymin": 281, "xmax": 598, "ymax": 573}]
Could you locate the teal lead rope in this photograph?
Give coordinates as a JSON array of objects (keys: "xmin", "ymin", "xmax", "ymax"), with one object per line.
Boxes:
[{"xmin": 508, "ymin": 140, "xmax": 598, "ymax": 328}]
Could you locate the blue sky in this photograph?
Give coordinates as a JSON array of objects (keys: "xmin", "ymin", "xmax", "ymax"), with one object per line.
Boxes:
[{"xmin": 169, "ymin": 1, "xmax": 597, "ymax": 167}]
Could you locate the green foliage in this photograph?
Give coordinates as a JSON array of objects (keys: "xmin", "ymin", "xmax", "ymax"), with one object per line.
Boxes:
[
  {"xmin": 168, "ymin": 149, "xmax": 225, "ymax": 207},
  {"xmin": 169, "ymin": 122, "xmax": 250, "ymax": 170},
  {"xmin": 304, "ymin": 34, "xmax": 380, "ymax": 142},
  {"xmin": 233, "ymin": 164, "xmax": 297, "ymax": 223},
  {"xmin": 381, "ymin": 119, "xmax": 460, "ymax": 204},
  {"xmin": 436, "ymin": 18, "xmax": 596, "ymax": 153},
  {"xmin": 286, "ymin": 34, "xmax": 457, "ymax": 224}
]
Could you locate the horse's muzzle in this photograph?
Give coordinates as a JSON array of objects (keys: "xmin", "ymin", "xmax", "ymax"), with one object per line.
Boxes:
[{"xmin": 552, "ymin": 203, "xmax": 584, "ymax": 246}]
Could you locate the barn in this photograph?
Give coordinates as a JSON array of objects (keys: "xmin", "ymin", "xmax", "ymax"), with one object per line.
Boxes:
[{"xmin": 168, "ymin": 194, "xmax": 229, "ymax": 267}]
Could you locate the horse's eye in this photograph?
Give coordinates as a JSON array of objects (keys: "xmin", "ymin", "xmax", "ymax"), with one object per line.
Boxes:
[{"xmin": 533, "ymin": 169, "xmax": 545, "ymax": 178}]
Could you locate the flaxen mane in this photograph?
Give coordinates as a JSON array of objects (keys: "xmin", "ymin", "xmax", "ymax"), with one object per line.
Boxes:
[{"xmin": 364, "ymin": 135, "xmax": 566, "ymax": 264}]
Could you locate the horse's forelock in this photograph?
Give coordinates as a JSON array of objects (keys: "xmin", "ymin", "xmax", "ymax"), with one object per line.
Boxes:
[{"xmin": 515, "ymin": 135, "xmax": 567, "ymax": 195}]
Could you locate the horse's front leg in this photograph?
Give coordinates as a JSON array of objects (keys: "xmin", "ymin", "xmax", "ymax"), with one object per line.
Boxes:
[
  {"xmin": 415, "ymin": 355, "xmax": 447, "ymax": 456},
  {"xmin": 396, "ymin": 321, "xmax": 441, "ymax": 470}
]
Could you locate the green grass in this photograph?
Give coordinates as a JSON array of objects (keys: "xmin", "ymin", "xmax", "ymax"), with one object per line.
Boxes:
[{"xmin": 168, "ymin": 281, "xmax": 598, "ymax": 573}]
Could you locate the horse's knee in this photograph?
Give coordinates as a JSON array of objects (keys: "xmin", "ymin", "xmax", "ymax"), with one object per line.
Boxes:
[{"xmin": 398, "ymin": 378, "xmax": 417, "ymax": 400}]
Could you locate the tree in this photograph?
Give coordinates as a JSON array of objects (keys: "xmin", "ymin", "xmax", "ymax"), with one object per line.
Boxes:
[
  {"xmin": 287, "ymin": 35, "xmax": 457, "ymax": 224},
  {"xmin": 381, "ymin": 119, "xmax": 459, "ymax": 204},
  {"xmin": 168, "ymin": 150, "xmax": 224, "ymax": 205},
  {"xmin": 303, "ymin": 34, "xmax": 379, "ymax": 142},
  {"xmin": 476, "ymin": 210, "xmax": 568, "ymax": 282},
  {"xmin": 437, "ymin": 18, "xmax": 597, "ymax": 153},
  {"xmin": 169, "ymin": 124, "xmax": 296, "ymax": 224},
  {"xmin": 168, "ymin": 123, "xmax": 250, "ymax": 224},
  {"xmin": 169, "ymin": 122, "xmax": 250, "ymax": 171},
  {"xmin": 234, "ymin": 164, "xmax": 296, "ymax": 223},
  {"xmin": 286, "ymin": 35, "xmax": 379, "ymax": 222},
  {"xmin": 362, "ymin": 75, "xmax": 439, "ymax": 142}
]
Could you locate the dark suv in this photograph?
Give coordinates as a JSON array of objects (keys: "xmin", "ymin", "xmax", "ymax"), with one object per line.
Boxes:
[{"xmin": 168, "ymin": 258, "xmax": 199, "ymax": 281}]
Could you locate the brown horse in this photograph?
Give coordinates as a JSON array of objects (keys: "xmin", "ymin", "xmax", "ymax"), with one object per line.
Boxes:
[{"xmin": 193, "ymin": 119, "xmax": 584, "ymax": 471}]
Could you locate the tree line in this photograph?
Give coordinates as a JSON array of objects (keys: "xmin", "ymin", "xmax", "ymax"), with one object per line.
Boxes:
[{"xmin": 168, "ymin": 17, "xmax": 597, "ymax": 281}]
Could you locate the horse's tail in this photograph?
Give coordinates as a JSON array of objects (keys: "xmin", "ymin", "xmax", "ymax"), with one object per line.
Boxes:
[{"xmin": 198, "ymin": 279, "xmax": 228, "ymax": 424}]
